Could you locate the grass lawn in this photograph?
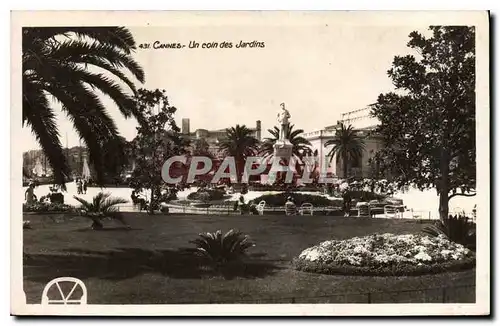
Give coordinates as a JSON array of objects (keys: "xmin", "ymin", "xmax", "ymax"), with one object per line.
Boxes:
[{"xmin": 23, "ymin": 213, "xmax": 475, "ymax": 304}]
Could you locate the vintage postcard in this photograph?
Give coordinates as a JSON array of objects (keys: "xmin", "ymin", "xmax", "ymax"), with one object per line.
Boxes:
[{"xmin": 11, "ymin": 11, "xmax": 490, "ymax": 316}]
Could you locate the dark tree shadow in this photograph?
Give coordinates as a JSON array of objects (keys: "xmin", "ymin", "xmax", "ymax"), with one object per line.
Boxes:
[
  {"xmin": 73, "ymin": 227, "xmax": 143, "ymax": 232},
  {"xmin": 23, "ymin": 247, "xmax": 283, "ymax": 284}
]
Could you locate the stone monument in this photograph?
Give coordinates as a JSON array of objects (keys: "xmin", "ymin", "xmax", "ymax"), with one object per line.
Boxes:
[
  {"xmin": 267, "ymin": 103, "xmax": 294, "ymax": 184},
  {"xmin": 274, "ymin": 102, "xmax": 293, "ymax": 159}
]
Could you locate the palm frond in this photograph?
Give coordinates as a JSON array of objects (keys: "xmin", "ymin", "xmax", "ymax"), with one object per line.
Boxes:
[
  {"xmin": 190, "ymin": 229, "xmax": 255, "ymax": 264},
  {"xmin": 70, "ymin": 27, "xmax": 137, "ymax": 54},
  {"xmin": 50, "ymin": 40, "xmax": 144, "ymax": 82},
  {"xmin": 22, "ymin": 81, "xmax": 69, "ymax": 188},
  {"xmin": 73, "ymin": 195, "xmax": 93, "ymax": 209},
  {"xmin": 22, "ymin": 27, "xmax": 146, "ymax": 188}
]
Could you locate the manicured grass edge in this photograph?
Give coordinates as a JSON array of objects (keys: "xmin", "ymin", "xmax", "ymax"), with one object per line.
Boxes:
[{"xmin": 292, "ymin": 257, "xmax": 476, "ymax": 277}]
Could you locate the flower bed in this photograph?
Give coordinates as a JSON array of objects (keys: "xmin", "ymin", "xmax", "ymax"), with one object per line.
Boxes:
[
  {"xmin": 187, "ymin": 189, "xmax": 226, "ymax": 201},
  {"xmin": 294, "ymin": 233, "xmax": 475, "ymax": 276},
  {"xmin": 23, "ymin": 202, "xmax": 76, "ymax": 214}
]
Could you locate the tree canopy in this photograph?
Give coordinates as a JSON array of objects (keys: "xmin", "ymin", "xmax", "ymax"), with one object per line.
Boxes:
[
  {"xmin": 129, "ymin": 89, "xmax": 187, "ymax": 213},
  {"xmin": 324, "ymin": 123, "xmax": 366, "ymax": 179},
  {"xmin": 22, "ymin": 27, "xmax": 145, "ymax": 188},
  {"xmin": 370, "ymin": 26, "xmax": 475, "ymax": 219}
]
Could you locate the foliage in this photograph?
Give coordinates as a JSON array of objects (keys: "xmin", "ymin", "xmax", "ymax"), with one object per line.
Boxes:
[
  {"xmin": 349, "ymin": 191, "xmax": 386, "ymax": 202},
  {"xmin": 370, "ymin": 26, "xmax": 476, "ymax": 220},
  {"xmin": 260, "ymin": 124, "xmax": 312, "ymax": 159},
  {"xmin": 187, "ymin": 189, "xmax": 226, "ymax": 202},
  {"xmin": 190, "ymin": 138, "xmax": 215, "ymax": 158},
  {"xmin": 23, "ymin": 202, "xmax": 75, "ymax": 213},
  {"xmin": 252, "ymin": 193, "xmax": 342, "ymax": 207},
  {"xmin": 324, "ymin": 123, "xmax": 366, "ymax": 178},
  {"xmin": 39, "ymin": 192, "xmax": 65, "ymax": 204},
  {"xmin": 218, "ymin": 125, "xmax": 259, "ymax": 182},
  {"xmin": 128, "ymin": 89, "xmax": 188, "ymax": 214},
  {"xmin": 295, "ymin": 233, "xmax": 475, "ymax": 276},
  {"xmin": 73, "ymin": 192, "xmax": 128, "ymax": 229},
  {"xmin": 49, "ymin": 192, "xmax": 64, "ymax": 204},
  {"xmin": 189, "ymin": 229, "xmax": 255, "ymax": 265},
  {"xmin": 422, "ymin": 214, "xmax": 476, "ymax": 250},
  {"xmin": 22, "ymin": 27, "xmax": 145, "ymax": 188},
  {"xmin": 294, "ymin": 256, "xmax": 475, "ymax": 277}
]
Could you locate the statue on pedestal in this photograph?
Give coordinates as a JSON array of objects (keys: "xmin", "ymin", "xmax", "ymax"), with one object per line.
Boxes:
[
  {"xmin": 269, "ymin": 102, "xmax": 294, "ymax": 184},
  {"xmin": 273, "ymin": 102, "xmax": 293, "ymax": 158},
  {"xmin": 277, "ymin": 102, "xmax": 291, "ymax": 142}
]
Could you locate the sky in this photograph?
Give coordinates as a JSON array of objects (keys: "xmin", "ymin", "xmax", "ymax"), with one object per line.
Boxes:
[{"xmin": 20, "ymin": 23, "xmax": 426, "ymax": 152}]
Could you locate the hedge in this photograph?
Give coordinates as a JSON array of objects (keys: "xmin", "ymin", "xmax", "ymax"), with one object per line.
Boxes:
[{"xmin": 252, "ymin": 193, "xmax": 342, "ymax": 207}]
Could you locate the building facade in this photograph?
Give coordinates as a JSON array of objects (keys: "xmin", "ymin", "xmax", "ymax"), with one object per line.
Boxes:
[
  {"xmin": 181, "ymin": 118, "xmax": 262, "ymax": 159},
  {"xmin": 302, "ymin": 106, "xmax": 383, "ymax": 179}
]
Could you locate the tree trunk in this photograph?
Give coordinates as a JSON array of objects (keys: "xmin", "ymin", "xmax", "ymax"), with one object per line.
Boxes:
[
  {"xmin": 148, "ymin": 187, "xmax": 155, "ymax": 215},
  {"xmin": 91, "ymin": 219, "xmax": 103, "ymax": 230},
  {"xmin": 438, "ymin": 149, "xmax": 450, "ymax": 221},
  {"xmin": 237, "ymin": 158, "xmax": 245, "ymax": 184},
  {"xmin": 343, "ymin": 154, "xmax": 348, "ymax": 179},
  {"xmin": 438, "ymin": 190, "xmax": 449, "ymax": 221}
]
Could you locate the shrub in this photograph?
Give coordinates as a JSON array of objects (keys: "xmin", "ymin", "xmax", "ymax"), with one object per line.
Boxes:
[
  {"xmin": 49, "ymin": 192, "xmax": 64, "ymax": 204},
  {"xmin": 74, "ymin": 192, "xmax": 129, "ymax": 230},
  {"xmin": 252, "ymin": 193, "xmax": 342, "ymax": 207},
  {"xmin": 422, "ymin": 214, "xmax": 476, "ymax": 250},
  {"xmin": 187, "ymin": 189, "xmax": 226, "ymax": 201},
  {"xmin": 23, "ymin": 202, "xmax": 75, "ymax": 213},
  {"xmin": 189, "ymin": 229, "xmax": 255, "ymax": 266},
  {"xmin": 349, "ymin": 190, "xmax": 386, "ymax": 202},
  {"xmin": 160, "ymin": 189, "xmax": 178, "ymax": 202}
]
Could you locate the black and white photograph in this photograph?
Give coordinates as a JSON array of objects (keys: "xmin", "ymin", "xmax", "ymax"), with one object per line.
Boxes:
[{"xmin": 10, "ymin": 10, "xmax": 490, "ymax": 316}]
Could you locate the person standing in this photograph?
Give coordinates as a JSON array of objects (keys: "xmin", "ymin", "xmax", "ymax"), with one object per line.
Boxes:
[
  {"xmin": 342, "ymin": 188, "xmax": 352, "ymax": 217},
  {"xmin": 285, "ymin": 196, "xmax": 297, "ymax": 215},
  {"xmin": 83, "ymin": 179, "xmax": 88, "ymax": 194},
  {"xmin": 25, "ymin": 183, "xmax": 36, "ymax": 204},
  {"xmin": 77, "ymin": 179, "xmax": 83, "ymax": 195}
]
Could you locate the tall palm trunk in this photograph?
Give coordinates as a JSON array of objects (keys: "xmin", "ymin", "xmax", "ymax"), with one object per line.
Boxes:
[
  {"xmin": 343, "ymin": 153, "xmax": 348, "ymax": 179},
  {"xmin": 236, "ymin": 156, "xmax": 245, "ymax": 184}
]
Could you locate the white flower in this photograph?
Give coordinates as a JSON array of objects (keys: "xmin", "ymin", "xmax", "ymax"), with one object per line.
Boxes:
[
  {"xmin": 441, "ymin": 249, "xmax": 452, "ymax": 256},
  {"xmin": 353, "ymin": 245, "xmax": 368, "ymax": 254},
  {"xmin": 347, "ymin": 255, "xmax": 362, "ymax": 265},
  {"xmin": 297, "ymin": 232, "xmax": 473, "ymax": 267},
  {"xmin": 414, "ymin": 251, "xmax": 432, "ymax": 262},
  {"xmin": 420, "ymin": 236, "xmax": 435, "ymax": 246}
]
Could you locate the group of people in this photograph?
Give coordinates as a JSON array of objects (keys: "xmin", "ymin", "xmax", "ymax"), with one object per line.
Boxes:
[
  {"xmin": 75, "ymin": 178, "xmax": 88, "ymax": 195},
  {"xmin": 234, "ymin": 196, "xmax": 260, "ymax": 215}
]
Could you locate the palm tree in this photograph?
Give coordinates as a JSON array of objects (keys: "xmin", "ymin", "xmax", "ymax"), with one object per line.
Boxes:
[
  {"xmin": 324, "ymin": 123, "xmax": 366, "ymax": 178},
  {"xmin": 23, "ymin": 27, "xmax": 145, "ymax": 188},
  {"xmin": 260, "ymin": 125, "xmax": 312, "ymax": 179},
  {"xmin": 260, "ymin": 124, "xmax": 311, "ymax": 161},
  {"xmin": 73, "ymin": 192, "xmax": 128, "ymax": 230},
  {"xmin": 218, "ymin": 125, "xmax": 259, "ymax": 182}
]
